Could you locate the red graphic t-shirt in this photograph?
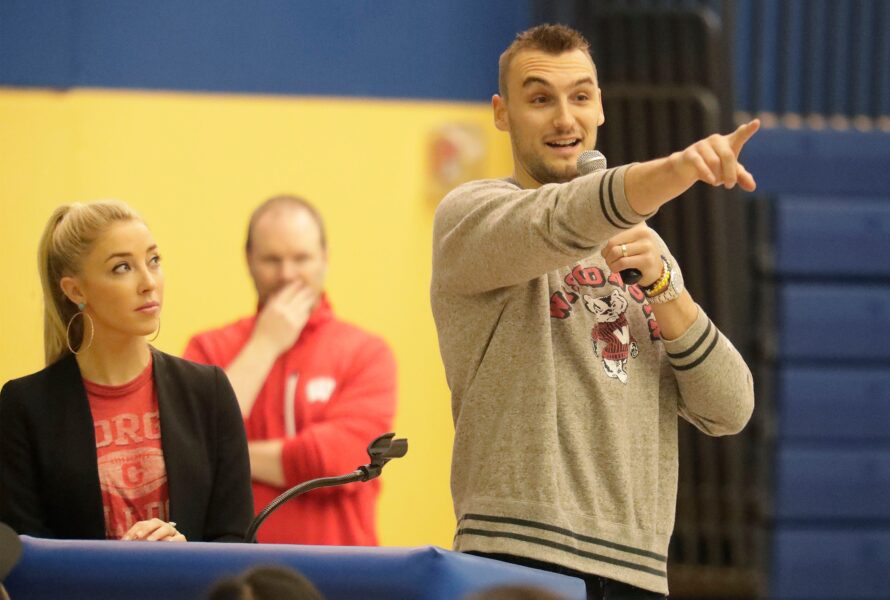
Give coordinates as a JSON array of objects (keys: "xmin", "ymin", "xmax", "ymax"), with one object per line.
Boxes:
[{"xmin": 84, "ymin": 357, "xmax": 169, "ymax": 539}]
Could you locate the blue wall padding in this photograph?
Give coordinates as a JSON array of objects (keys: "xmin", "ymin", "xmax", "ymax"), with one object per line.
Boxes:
[
  {"xmin": 733, "ymin": 0, "xmax": 890, "ymax": 119},
  {"xmin": 778, "ymin": 367, "xmax": 890, "ymax": 442},
  {"xmin": 774, "ymin": 196, "xmax": 890, "ymax": 277},
  {"xmin": 743, "ymin": 128, "xmax": 890, "ymax": 196},
  {"xmin": 0, "ymin": 0, "xmax": 530, "ymax": 101},
  {"xmin": 778, "ymin": 284, "xmax": 890, "ymax": 362},
  {"xmin": 775, "ymin": 447, "xmax": 890, "ymax": 520},
  {"xmin": 772, "ymin": 529, "xmax": 890, "ymax": 599},
  {"xmin": 751, "ymin": 0, "xmax": 780, "ymax": 114}
]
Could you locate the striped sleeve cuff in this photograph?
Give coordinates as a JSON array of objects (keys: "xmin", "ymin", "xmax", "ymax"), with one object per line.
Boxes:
[
  {"xmin": 596, "ymin": 163, "xmax": 654, "ymax": 229},
  {"xmin": 661, "ymin": 306, "xmax": 719, "ymax": 371}
]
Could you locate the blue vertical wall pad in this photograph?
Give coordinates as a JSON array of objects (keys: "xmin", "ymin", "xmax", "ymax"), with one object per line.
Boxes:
[{"xmin": 0, "ymin": 0, "xmax": 530, "ymax": 101}]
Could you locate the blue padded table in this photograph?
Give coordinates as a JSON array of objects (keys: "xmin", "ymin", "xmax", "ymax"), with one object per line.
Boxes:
[{"xmin": 6, "ymin": 536, "xmax": 585, "ymax": 600}]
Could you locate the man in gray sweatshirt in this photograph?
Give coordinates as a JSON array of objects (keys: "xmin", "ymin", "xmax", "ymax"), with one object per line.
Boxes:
[{"xmin": 431, "ymin": 24, "xmax": 757, "ymax": 599}]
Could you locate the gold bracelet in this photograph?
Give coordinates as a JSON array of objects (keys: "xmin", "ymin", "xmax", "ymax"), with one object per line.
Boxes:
[
  {"xmin": 643, "ymin": 257, "xmax": 671, "ymax": 298},
  {"xmin": 644, "ymin": 273, "xmax": 670, "ymax": 297}
]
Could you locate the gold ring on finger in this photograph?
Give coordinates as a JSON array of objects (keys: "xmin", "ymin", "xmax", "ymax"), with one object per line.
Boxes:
[{"xmin": 621, "ymin": 244, "xmax": 628, "ymax": 258}]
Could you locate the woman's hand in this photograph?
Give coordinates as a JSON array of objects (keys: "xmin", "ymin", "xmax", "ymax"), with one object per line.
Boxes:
[
  {"xmin": 121, "ymin": 518, "xmax": 186, "ymax": 542},
  {"xmin": 601, "ymin": 223, "xmax": 666, "ymax": 287}
]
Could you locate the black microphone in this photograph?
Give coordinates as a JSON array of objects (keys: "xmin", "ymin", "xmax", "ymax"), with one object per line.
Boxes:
[
  {"xmin": 243, "ymin": 432, "xmax": 408, "ymax": 543},
  {"xmin": 576, "ymin": 151, "xmax": 643, "ymax": 285}
]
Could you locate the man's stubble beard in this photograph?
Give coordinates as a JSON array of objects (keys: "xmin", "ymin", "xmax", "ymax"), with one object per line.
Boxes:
[{"xmin": 513, "ymin": 138, "xmax": 578, "ymax": 185}]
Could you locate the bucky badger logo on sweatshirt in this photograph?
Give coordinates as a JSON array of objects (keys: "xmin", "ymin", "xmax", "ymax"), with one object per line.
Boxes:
[
  {"xmin": 549, "ymin": 263, "xmax": 659, "ymax": 384},
  {"xmin": 584, "ymin": 289, "xmax": 639, "ymax": 384}
]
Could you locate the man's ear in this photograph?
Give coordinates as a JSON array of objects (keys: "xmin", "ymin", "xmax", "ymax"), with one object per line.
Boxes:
[
  {"xmin": 245, "ymin": 249, "xmax": 259, "ymax": 278},
  {"xmin": 492, "ymin": 94, "xmax": 509, "ymax": 132},
  {"xmin": 596, "ymin": 87, "xmax": 605, "ymax": 126},
  {"xmin": 59, "ymin": 276, "xmax": 85, "ymax": 307}
]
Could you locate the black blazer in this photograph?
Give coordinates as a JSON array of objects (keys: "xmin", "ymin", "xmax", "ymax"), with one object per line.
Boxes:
[{"xmin": 0, "ymin": 348, "xmax": 253, "ymax": 542}]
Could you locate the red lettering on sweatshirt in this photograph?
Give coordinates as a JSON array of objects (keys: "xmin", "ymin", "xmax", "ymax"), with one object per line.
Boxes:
[
  {"xmin": 569, "ymin": 265, "xmax": 606, "ymax": 288},
  {"xmin": 642, "ymin": 304, "xmax": 661, "ymax": 340},
  {"xmin": 550, "ymin": 291, "xmax": 575, "ymax": 319},
  {"xmin": 627, "ymin": 284, "xmax": 645, "ymax": 304}
]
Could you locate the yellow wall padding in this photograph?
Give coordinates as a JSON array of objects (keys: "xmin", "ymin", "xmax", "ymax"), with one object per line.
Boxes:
[{"xmin": 0, "ymin": 87, "xmax": 514, "ymax": 548}]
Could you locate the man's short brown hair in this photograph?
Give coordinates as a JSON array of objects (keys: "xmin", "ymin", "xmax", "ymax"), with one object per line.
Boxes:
[
  {"xmin": 498, "ymin": 24, "xmax": 595, "ymax": 98},
  {"xmin": 245, "ymin": 194, "xmax": 327, "ymax": 253}
]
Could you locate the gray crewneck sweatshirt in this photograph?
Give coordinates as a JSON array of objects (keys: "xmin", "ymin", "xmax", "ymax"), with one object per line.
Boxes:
[{"xmin": 430, "ymin": 165, "xmax": 754, "ymax": 594}]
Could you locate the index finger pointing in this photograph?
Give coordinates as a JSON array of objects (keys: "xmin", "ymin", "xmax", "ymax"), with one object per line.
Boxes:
[{"xmin": 728, "ymin": 119, "xmax": 761, "ymax": 153}]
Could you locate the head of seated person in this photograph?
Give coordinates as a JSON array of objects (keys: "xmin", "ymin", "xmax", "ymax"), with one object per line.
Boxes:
[
  {"xmin": 465, "ymin": 584, "xmax": 568, "ymax": 600},
  {"xmin": 206, "ymin": 565, "xmax": 324, "ymax": 600}
]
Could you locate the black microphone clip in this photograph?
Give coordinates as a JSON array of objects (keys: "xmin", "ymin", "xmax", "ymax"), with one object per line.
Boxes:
[
  {"xmin": 244, "ymin": 432, "xmax": 408, "ymax": 543},
  {"xmin": 358, "ymin": 433, "xmax": 409, "ymax": 481}
]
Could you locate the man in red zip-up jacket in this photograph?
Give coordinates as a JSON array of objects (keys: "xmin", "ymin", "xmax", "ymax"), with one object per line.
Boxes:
[{"xmin": 184, "ymin": 195, "xmax": 397, "ymax": 545}]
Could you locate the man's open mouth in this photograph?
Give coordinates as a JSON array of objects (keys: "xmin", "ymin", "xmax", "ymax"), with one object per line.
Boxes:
[{"xmin": 546, "ymin": 139, "xmax": 581, "ymax": 148}]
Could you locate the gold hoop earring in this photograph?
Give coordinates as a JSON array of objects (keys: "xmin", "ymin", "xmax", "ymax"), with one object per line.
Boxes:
[
  {"xmin": 148, "ymin": 317, "xmax": 161, "ymax": 342},
  {"xmin": 66, "ymin": 303, "xmax": 94, "ymax": 355}
]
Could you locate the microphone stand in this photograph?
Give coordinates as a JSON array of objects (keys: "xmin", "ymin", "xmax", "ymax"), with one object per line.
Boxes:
[{"xmin": 244, "ymin": 432, "xmax": 408, "ymax": 543}]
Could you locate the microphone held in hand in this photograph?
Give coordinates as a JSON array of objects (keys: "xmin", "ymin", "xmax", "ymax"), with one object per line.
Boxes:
[
  {"xmin": 576, "ymin": 150, "xmax": 607, "ymax": 173},
  {"xmin": 576, "ymin": 151, "xmax": 643, "ymax": 286}
]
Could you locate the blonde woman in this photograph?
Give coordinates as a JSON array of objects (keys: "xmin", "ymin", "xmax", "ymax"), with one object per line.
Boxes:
[{"xmin": 0, "ymin": 201, "xmax": 253, "ymax": 542}]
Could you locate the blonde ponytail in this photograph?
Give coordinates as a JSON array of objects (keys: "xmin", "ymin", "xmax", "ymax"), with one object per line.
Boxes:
[{"xmin": 37, "ymin": 201, "xmax": 141, "ymax": 365}]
